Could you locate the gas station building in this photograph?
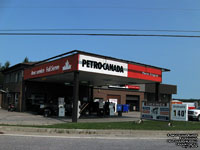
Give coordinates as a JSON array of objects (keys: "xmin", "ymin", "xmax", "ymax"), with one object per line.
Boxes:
[{"xmin": 0, "ymin": 50, "xmax": 177, "ymax": 122}]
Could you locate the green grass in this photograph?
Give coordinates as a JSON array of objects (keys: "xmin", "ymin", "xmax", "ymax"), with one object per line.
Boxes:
[{"xmin": 1, "ymin": 120, "xmax": 200, "ymax": 130}]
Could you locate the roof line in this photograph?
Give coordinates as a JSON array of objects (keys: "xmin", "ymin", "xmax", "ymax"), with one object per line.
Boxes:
[
  {"xmin": 32, "ymin": 50, "xmax": 78, "ymax": 66},
  {"xmin": 31, "ymin": 50, "xmax": 170, "ymax": 72}
]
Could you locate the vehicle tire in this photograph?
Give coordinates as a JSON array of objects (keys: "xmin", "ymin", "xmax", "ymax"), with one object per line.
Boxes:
[
  {"xmin": 44, "ymin": 109, "xmax": 51, "ymax": 117},
  {"xmin": 198, "ymin": 115, "xmax": 200, "ymax": 121},
  {"xmin": 44, "ymin": 112, "xmax": 48, "ymax": 117}
]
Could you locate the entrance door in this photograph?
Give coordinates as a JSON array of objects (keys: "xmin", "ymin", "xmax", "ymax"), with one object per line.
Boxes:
[
  {"xmin": 107, "ymin": 95, "xmax": 121, "ymax": 104},
  {"xmin": 126, "ymin": 95, "xmax": 140, "ymax": 111},
  {"xmin": 107, "ymin": 95, "xmax": 121, "ymax": 113}
]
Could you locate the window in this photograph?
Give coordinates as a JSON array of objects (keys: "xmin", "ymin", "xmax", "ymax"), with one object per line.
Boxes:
[
  {"xmin": 4, "ymin": 74, "xmax": 9, "ymax": 83},
  {"xmin": 15, "ymin": 93, "xmax": 19, "ymax": 105},
  {"xmin": 15, "ymin": 73, "xmax": 18, "ymax": 82},
  {"xmin": 15, "ymin": 72, "xmax": 21, "ymax": 82},
  {"xmin": 10, "ymin": 73, "xmax": 15, "ymax": 83},
  {"xmin": 4, "ymin": 71, "xmax": 22, "ymax": 83},
  {"xmin": 19, "ymin": 71, "xmax": 22, "ymax": 82}
]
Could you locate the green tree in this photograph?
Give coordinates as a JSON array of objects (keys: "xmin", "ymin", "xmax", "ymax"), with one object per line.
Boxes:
[
  {"xmin": 4, "ymin": 61, "xmax": 10, "ymax": 69},
  {"xmin": 0, "ymin": 72, "xmax": 3, "ymax": 85},
  {"xmin": 0, "ymin": 63, "xmax": 4, "ymax": 85},
  {"xmin": 23, "ymin": 57, "xmax": 29, "ymax": 63},
  {"xmin": 0, "ymin": 61, "xmax": 10, "ymax": 71},
  {"xmin": 0, "ymin": 61, "xmax": 10, "ymax": 85}
]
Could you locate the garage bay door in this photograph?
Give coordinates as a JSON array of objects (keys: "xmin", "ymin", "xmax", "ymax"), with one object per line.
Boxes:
[{"xmin": 126, "ymin": 95, "xmax": 140, "ymax": 111}]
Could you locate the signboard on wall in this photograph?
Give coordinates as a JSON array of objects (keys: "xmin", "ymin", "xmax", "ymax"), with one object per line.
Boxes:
[
  {"xmin": 78, "ymin": 54, "xmax": 128, "ymax": 77},
  {"xmin": 24, "ymin": 54, "xmax": 78, "ymax": 80},
  {"xmin": 128, "ymin": 64, "xmax": 162, "ymax": 82},
  {"xmin": 171, "ymin": 104, "xmax": 188, "ymax": 121},
  {"xmin": 141, "ymin": 102, "xmax": 169, "ymax": 121},
  {"xmin": 78, "ymin": 54, "xmax": 162, "ymax": 82},
  {"xmin": 24, "ymin": 52, "xmax": 163, "ymax": 83}
]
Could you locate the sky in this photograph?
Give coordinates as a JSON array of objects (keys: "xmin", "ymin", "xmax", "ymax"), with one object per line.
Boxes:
[{"xmin": 0, "ymin": 0, "xmax": 200, "ymax": 99}]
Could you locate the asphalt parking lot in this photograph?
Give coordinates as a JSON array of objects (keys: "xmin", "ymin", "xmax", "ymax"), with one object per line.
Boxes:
[{"xmin": 0, "ymin": 108, "xmax": 140, "ymax": 125}]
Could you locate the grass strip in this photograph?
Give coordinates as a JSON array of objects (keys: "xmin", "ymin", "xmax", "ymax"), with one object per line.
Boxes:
[{"xmin": 1, "ymin": 120, "xmax": 200, "ymax": 130}]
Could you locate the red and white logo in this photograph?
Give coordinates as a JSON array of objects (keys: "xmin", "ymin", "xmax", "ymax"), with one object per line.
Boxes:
[{"xmin": 62, "ymin": 60, "xmax": 72, "ymax": 71}]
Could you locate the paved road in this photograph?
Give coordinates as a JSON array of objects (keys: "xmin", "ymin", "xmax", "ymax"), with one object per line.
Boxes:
[
  {"xmin": 0, "ymin": 108, "xmax": 140, "ymax": 125},
  {"xmin": 0, "ymin": 134, "xmax": 197, "ymax": 150}
]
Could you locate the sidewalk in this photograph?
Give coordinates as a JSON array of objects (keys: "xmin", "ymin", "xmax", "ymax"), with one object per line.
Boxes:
[
  {"xmin": 0, "ymin": 108, "xmax": 140, "ymax": 125},
  {"xmin": 1, "ymin": 126, "xmax": 200, "ymax": 138}
]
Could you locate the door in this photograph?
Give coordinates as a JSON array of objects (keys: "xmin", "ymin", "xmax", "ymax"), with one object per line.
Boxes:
[
  {"xmin": 107, "ymin": 95, "xmax": 121, "ymax": 104},
  {"xmin": 107, "ymin": 95, "xmax": 121, "ymax": 113},
  {"xmin": 126, "ymin": 95, "xmax": 140, "ymax": 111}
]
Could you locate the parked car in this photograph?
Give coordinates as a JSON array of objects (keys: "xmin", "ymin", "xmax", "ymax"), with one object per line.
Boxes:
[{"xmin": 188, "ymin": 107, "xmax": 200, "ymax": 121}]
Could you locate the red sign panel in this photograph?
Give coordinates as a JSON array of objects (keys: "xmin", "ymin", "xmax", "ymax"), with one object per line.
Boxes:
[
  {"xmin": 128, "ymin": 64, "xmax": 162, "ymax": 82},
  {"xmin": 125, "ymin": 85, "xmax": 140, "ymax": 90},
  {"xmin": 24, "ymin": 54, "xmax": 78, "ymax": 80},
  {"xmin": 24, "ymin": 53, "xmax": 163, "ymax": 83}
]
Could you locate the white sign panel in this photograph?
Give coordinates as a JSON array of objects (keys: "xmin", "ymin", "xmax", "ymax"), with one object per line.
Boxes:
[
  {"xmin": 171, "ymin": 104, "xmax": 188, "ymax": 121},
  {"xmin": 78, "ymin": 54, "xmax": 128, "ymax": 77}
]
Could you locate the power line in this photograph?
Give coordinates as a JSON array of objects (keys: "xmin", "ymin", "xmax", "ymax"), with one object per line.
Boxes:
[
  {"xmin": 1, "ymin": 6, "xmax": 200, "ymax": 11},
  {"xmin": 1, "ymin": 28, "xmax": 200, "ymax": 33},
  {"xmin": 0, "ymin": 32, "xmax": 200, "ymax": 38}
]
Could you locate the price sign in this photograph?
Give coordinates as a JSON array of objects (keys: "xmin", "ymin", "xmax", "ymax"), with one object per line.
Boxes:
[{"xmin": 171, "ymin": 104, "xmax": 188, "ymax": 121}]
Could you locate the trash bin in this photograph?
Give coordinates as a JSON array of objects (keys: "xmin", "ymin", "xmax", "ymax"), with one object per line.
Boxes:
[
  {"xmin": 117, "ymin": 104, "xmax": 122, "ymax": 117},
  {"xmin": 122, "ymin": 104, "xmax": 129, "ymax": 112},
  {"xmin": 117, "ymin": 104, "xmax": 122, "ymax": 112}
]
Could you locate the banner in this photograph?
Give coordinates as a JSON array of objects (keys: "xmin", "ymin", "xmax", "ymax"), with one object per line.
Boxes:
[{"xmin": 142, "ymin": 102, "xmax": 169, "ymax": 121}]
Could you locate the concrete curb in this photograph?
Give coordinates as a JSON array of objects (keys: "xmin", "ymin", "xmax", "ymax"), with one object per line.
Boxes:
[{"xmin": 0, "ymin": 126, "xmax": 200, "ymax": 137}]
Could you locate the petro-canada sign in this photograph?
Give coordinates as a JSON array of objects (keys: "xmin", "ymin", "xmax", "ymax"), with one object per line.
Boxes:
[
  {"xmin": 24, "ymin": 53, "xmax": 162, "ymax": 82},
  {"xmin": 78, "ymin": 54, "xmax": 128, "ymax": 77},
  {"xmin": 63, "ymin": 60, "xmax": 71, "ymax": 71},
  {"xmin": 78, "ymin": 54, "xmax": 161, "ymax": 82}
]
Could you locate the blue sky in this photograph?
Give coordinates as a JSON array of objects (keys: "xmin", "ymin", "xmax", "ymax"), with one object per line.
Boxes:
[{"xmin": 0, "ymin": 0, "xmax": 200, "ymax": 99}]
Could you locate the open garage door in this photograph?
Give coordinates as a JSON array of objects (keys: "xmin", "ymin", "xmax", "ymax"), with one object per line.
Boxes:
[{"xmin": 126, "ymin": 95, "xmax": 140, "ymax": 111}]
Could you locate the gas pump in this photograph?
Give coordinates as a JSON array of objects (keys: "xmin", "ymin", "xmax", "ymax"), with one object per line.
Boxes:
[
  {"xmin": 58, "ymin": 97, "xmax": 65, "ymax": 117},
  {"xmin": 109, "ymin": 103, "xmax": 115, "ymax": 116},
  {"xmin": 77, "ymin": 101, "xmax": 81, "ymax": 118}
]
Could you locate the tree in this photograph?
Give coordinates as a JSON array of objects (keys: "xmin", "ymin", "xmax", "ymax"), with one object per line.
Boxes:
[
  {"xmin": 0, "ymin": 72, "xmax": 3, "ymax": 85},
  {"xmin": 0, "ymin": 61, "xmax": 10, "ymax": 85},
  {"xmin": 0, "ymin": 63, "xmax": 4, "ymax": 85},
  {"xmin": 4, "ymin": 61, "xmax": 10, "ymax": 70},
  {"xmin": 0, "ymin": 61, "xmax": 10, "ymax": 71},
  {"xmin": 23, "ymin": 57, "xmax": 29, "ymax": 63}
]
